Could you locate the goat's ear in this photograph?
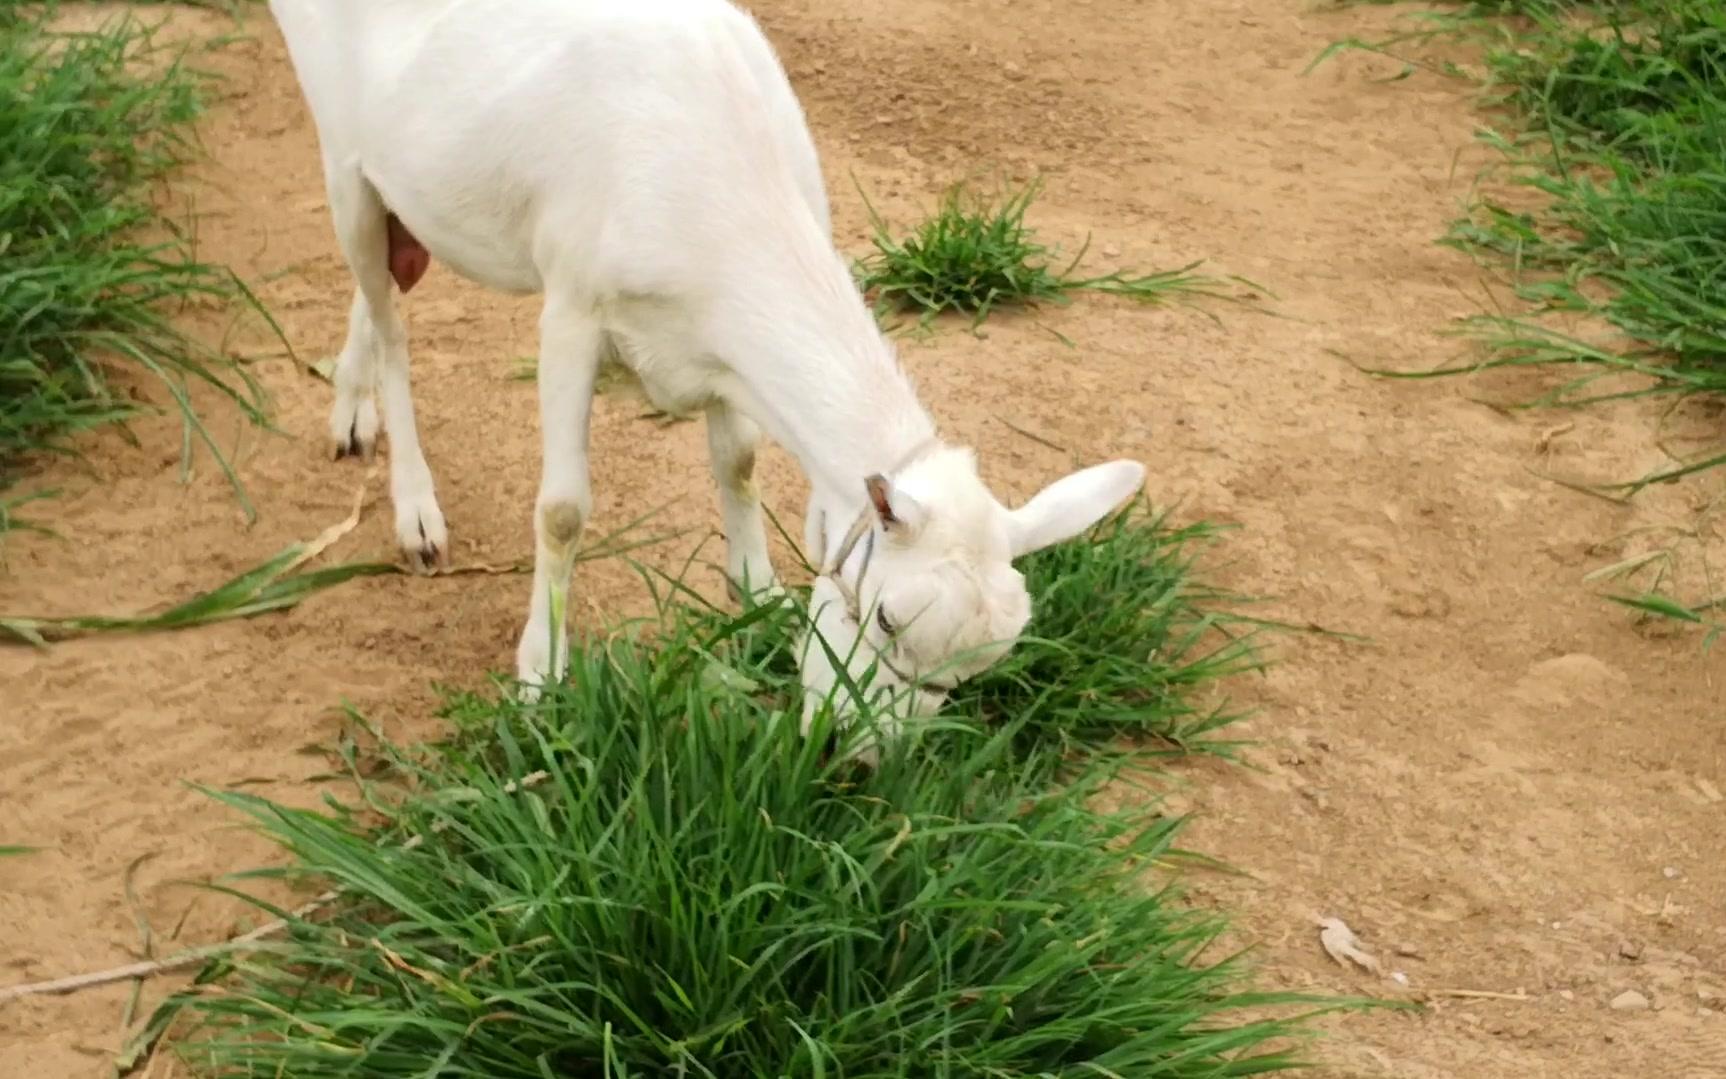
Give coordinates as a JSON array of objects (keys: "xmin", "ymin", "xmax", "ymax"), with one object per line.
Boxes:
[
  {"xmin": 1006, "ymin": 460, "xmax": 1145, "ymax": 558},
  {"xmin": 864, "ymin": 473, "xmax": 925, "ymax": 533}
]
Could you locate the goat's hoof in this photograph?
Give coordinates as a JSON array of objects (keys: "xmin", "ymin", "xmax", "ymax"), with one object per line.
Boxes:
[
  {"xmin": 404, "ymin": 543, "xmax": 446, "ymax": 575},
  {"xmin": 328, "ymin": 392, "xmax": 379, "ymax": 462},
  {"xmin": 330, "ymin": 432, "xmax": 377, "ymax": 462},
  {"xmin": 514, "ymin": 638, "xmax": 569, "ymax": 701},
  {"xmin": 727, "ymin": 576, "xmax": 787, "ymax": 608},
  {"xmin": 396, "ymin": 501, "xmax": 449, "ymax": 574}
]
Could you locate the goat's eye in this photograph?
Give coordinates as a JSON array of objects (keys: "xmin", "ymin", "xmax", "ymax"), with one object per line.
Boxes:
[{"xmin": 875, "ymin": 606, "xmax": 894, "ymax": 636}]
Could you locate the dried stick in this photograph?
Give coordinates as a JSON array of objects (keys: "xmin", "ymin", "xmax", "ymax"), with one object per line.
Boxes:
[
  {"xmin": 0, "ymin": 890, "xmax": 336, "ymax": 1004},
  {"xmin": 1419, "ymin": 987, "xmax": 1532, "ymax": 1002}
]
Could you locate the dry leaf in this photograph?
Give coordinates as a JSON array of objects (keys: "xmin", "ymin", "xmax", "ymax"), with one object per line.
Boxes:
[
  {"xmin": 1317, "ymin": 915, "xmax": 1382, "ymax": 975},
  {"xmin": 282, "ymin": 474, "xmax": 374, "ymax": 575}
]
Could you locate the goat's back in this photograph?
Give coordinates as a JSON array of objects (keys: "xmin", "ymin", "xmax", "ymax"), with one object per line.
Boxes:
[{"xmin": 268, "ymin": 0, "xmax": 832, "ymax": 295}]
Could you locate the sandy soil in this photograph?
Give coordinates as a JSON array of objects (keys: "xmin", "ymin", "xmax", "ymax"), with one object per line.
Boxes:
[{"xmin": 3, "ymin": 1, "xmax": 1724, "ymax": 1076}]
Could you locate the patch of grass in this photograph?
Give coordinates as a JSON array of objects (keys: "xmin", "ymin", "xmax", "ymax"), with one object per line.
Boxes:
[
  {"xmin": 1316, "ymin": 0, "xmax": 1726, "ymax": 633},
  {"xmin": 0, "ymin": 487, "xmax": 58, "ymax": 550},
  {"xmin": 0, "ymin": 4, "xmax": 274, "ymax": 535},
  {"xmin": 1317, "ymin": 1, "xmax": 1726, "ymax": 423},
  {"xmin": 855, "ymin": 178, "xmax": 1226, "ymax": 330},
  {"xmin": 952, "ymin": 506, "xmax": 1264, "ymax": 758},
  {"xmin": 1441, "ymin": 2, "xmax": 1726, "ymax": 402},
  {"xmin": 703, "ymin": 499, "xmax": 1266, "ymax": 765},
  {"xmin": 145, "ymin": 507, "xmax": 1351, "ymax": 1077}
]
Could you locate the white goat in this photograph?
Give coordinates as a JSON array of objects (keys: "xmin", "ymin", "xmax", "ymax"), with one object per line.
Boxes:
[{"xmin": 268, "ymin": 0, "xmax": 1147, "ymax": 741}]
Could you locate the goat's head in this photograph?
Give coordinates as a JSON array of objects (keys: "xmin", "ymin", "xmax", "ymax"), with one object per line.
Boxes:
[{"xmin": 798, "ymin": 443, "xmax": 1145, "ymax": 753}]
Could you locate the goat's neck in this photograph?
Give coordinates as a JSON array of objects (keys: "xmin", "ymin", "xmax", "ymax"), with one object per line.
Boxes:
[
  {"xmin": 796, "ymin": 389, "xmax": 937, "ymax": 566},
  {"xmin": 722, "ymin": 249, "xmax": 939, "ymax": 560}
]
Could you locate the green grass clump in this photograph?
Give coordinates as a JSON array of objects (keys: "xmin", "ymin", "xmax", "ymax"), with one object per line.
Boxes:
[
  {"xmin": 1315, "ymin": 0, "xmax": 1726, "ymax": 630},
  {"xmin": 719, "ymin": 500, "xmax": 1263, "ymax": 765},
  {"xmin": 951, "ymin": 508, "xmax": 1262, "ymax": 757},
  {"xmin": 1444, "ymin": 1, "xmax": 1726, "ymax": 404},
  {"xmin": 149, "ymin": 508, "xmax": 1335, "ymax": 1076},
  {"xmin": 0, "ymin": 6, "xmax": 269, "ymax": 530},
  {"xmin": 855, "ymin": 179, "xmax": 1220, "ymax": 329},
  {"xmin": 1321, "ymin": 1, "xmax": 1726, "ymax": 423},
  {"xmin": 179, "ymin": 686, "xmax": 1315, "ymax": 1076}
]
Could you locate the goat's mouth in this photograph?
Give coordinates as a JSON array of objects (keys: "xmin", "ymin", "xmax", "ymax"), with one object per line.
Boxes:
[{"xmin": 870, "ymin": 647, "xmax": 962, "ymax": 699}]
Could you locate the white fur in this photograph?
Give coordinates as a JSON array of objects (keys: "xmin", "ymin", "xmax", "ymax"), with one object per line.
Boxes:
[{"xmin": 268, "ymin": 0, "xmax": 1147, "ymax": 740}]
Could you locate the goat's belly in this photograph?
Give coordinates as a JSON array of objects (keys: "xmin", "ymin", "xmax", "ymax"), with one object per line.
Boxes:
[
  {"xmin": 600, "ymin": 299, "xmax": 730, "ymax": 418},
  {"xmin": 364, "ymin": 170, "xmax": 543, "ymax": 295},
  {"xmin": 423, "ymin": 240, "xmax": 540, "ymax": 296},
  {"xmin": 397, "ymin": 216, "xmax": 540, "ymax": 295},
  {"xmin": 606, "ymin": 336, "xmax": 719, "ymax": 418}
]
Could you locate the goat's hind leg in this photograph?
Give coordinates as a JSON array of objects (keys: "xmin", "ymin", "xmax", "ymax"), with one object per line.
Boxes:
[
  {"xmin": 324, "ymin": 166, "xmax": 448, "ymax": 571},
  {"xmin": 325, "ymin": 214, "xmax": 429, "ymax": 460},
  {"xmin": 327, "ymin": 288, "xmax": 380, "ymax": 460}
]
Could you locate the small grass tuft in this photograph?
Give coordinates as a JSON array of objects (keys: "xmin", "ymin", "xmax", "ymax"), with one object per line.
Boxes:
[
  {"xmin": 0, "ymin": 5, "xmax": 275, "ymax": 535},
  {"xmin": 855, "ymin": 178, "xmax": 1225, "ymax": 330},
  {"xmin": 0, "ymin": 547, "xmax": 397, "ymax": 647},
  {"xmin": 0, "ymin": 491, "xmax": 683, "ymax": 644}
]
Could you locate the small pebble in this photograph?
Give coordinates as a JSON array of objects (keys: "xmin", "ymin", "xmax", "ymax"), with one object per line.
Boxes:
[
  {"xmin": 1559, "ymin": 990, "xmax": 1576, "ymax": 1002},
  {"xmin": 1610, "ymin": 989, "xmax": 1650, "ymax": 1012},
  {"xmin": 1664, "ymin": 866, "xmax": 1681, "ymax": 880},
  {"xmin": 1618, "ymin": 940, "xmax": 1645, "ymax": 961}
]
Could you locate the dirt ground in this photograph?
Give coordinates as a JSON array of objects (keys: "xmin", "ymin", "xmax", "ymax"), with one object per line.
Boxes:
[{"xmin": 3, "ymin": 1, "xmax": 1724, "ymax": 1075}]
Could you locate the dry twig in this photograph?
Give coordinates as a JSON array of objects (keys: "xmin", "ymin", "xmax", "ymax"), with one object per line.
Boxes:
[{"xmin": 0, "ymin": 891, "xmax": 336, "ymax": 1004}]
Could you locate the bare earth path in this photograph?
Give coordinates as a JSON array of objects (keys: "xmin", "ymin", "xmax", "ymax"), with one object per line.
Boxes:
[{"xmin": 2, "ymin": 2, "xmax": 1722, "ymax": 1076}]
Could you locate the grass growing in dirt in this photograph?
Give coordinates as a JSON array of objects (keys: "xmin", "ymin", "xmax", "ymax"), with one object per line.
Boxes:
[
  {"xmin": 948, "ymin": 507, "xmax": 1263, "ymax": 757},
  {"xmin": 855, "ymin": 179, "xmax": 1223, "ymax": 330},
  {"xmin": 1610, "ymin": 591, "xmax": 1724, "ymax": 648},
  {"xmin": 1322, "ymin": 1, "xmax": 1726, "ymax": 442},
  {"xmin": 1446, "ymin": 1, "xmax": 1726, "ymax": 417},
  {"xmin": 1317, "ymin": 0, "xmax": 1726, "ymax": 626},
  {"xmin": 141, "ymin": 505, "xmax": 1338, "ymax": 1076},
  {"xmin": 0, "ymin": 5, "xmax": 269, "ymax": 533}
]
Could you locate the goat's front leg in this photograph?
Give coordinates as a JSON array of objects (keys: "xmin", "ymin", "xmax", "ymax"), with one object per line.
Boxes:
[
  {"xmin": 515, "ymin": 299, "xmax": 603, "ymax": 692},
  {"xmin": 704, "ymin": 402, "xmax": 779, "ymax": 602}
]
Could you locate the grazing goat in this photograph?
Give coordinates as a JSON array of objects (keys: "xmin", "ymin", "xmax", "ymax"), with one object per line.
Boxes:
[{"xmin": 268, "ymin": 0, "xmax": 1147, "ymax": 743}]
